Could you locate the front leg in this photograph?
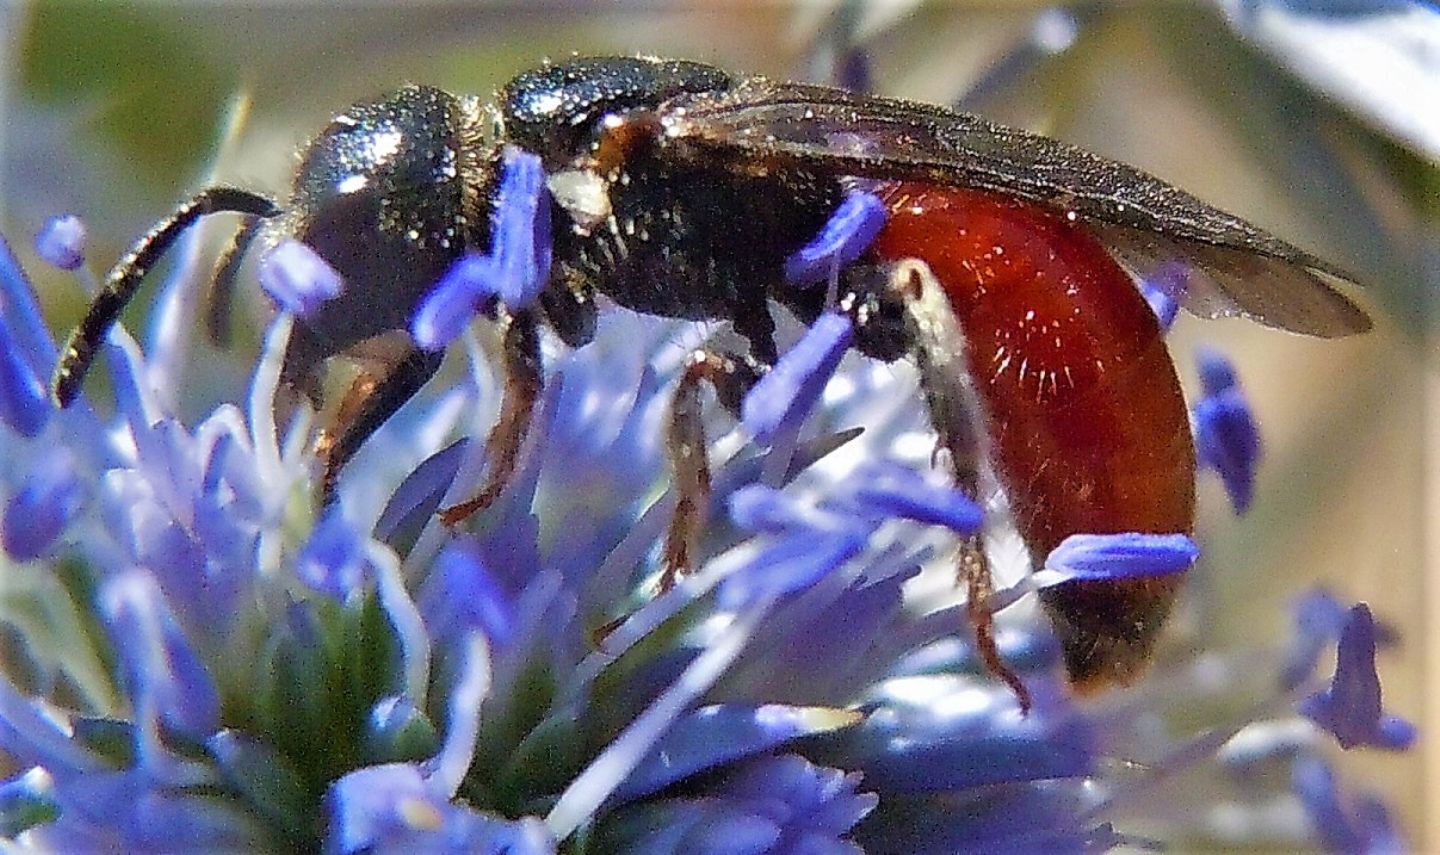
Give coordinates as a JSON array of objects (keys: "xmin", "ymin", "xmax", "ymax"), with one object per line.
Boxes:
[
  {"xmin": 440, "ymin": 309, "xmax": 544, "ymax": 526},
  {"xmin": 660, "ymin": 347, "xmax": 765, "ymax": 592},
  {"xmin": 315, "ymin": 344, "xmax": 444, "ymax": 504}
]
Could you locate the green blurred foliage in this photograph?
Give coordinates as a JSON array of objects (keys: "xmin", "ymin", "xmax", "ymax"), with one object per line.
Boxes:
[{"xmin": 21, "ymin": 3, "xmax": 232, "ymax": 191}]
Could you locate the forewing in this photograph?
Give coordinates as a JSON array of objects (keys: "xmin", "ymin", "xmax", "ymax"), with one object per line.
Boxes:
[{"xmin": 664, "ymin": 79, "xmax": 1370, "ymax": 337}]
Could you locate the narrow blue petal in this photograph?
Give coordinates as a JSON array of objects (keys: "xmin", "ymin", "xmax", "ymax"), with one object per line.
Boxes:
[
  {"xmin": 613, "ymin": 704, "xmax": 861, "ymax": 803},
  {"xmin": 1281, "ymin": 587, "xmax": 1351, "ymax": 690},
  {"xmin": 100, "ymin": 572, "xmax": 220, "ymax": 740},
  {"xmin": 1194, "ymin": 386, "xmax": 1260, "ymax": 514},
  {"xmin": 491, "ymin": 146, "xmax": 552, "ymax": 309},
  {"xmin": 727, "ymin": 484, "xmax": 854, "ymax": 536},
  {"xmin": 841, "ymin": 676, "xmax": 1095, "ymax": 792},
  {"xmin": 3, "ymin": 452, "xmax": 82, "ymax": 561},
  {"xmin": 325, "ymin": 763, "xmax": 430, "ymax": 854},
  {"xmin": 784, "ymin": 191, "xmax": 888, "ymax": 286},
  {"xmin": 411, "ymin": 147, "xmax": 552, "ymax": 349},
  {"xmin": 427, "ymin": 633, "xmax": 490, "ymax": 797},
  {"xmin": 741, "ymin": 312, "xmax": 853, "ymax": 446},
  {"xmin": 718, "ymin": 530, "xmax": 865, "ymax": 609},
  {"xmin": 1040, "ymin": 532, "xmax": 1199, "ymax": 584},
  {"xmin": 297, "ymin": 511, "xmax": 368, "ymax": 601},
  {"xmin": 34, "ymin": 214, "xmax": 86, "ymax": 271},
  {"xmin": 1354, "ymin": 796, "xmax": 1405, "ymax": 854},
  {"xmin": 411, "ymin": 254, "xmax": 496, "ymax": 351},
  {"xmin": 374, "ymin": 438, "xmax": 470, "ymax": 552},
  {"xmin": 847, "ymin": 462, "xmax": 982, "ymax": 534},
  {"xmin": 0, "ymin": 677, "xmax": 102, "ymax": 781},
  {"xmin": 103, "ymin": 333, "xmax": 158, "ymax": 428},
  {"xmin": 417, "ymin": 541, "xmax": 515, "ymax": 650},
  {"xmin": 0, "ymin": 314, "xmax": 52, "ymax": 437},
  {"xmin": 325, "ymin": 763, "xmax": 554, "ymax": 855},
  {"xmin": 1195, "ymin": 345, "xmax": 1239, "ymax": 396},
  {"xmin": 1299, "ymin": 604, "xmax": 1415, "ymax": 751},
  {"xmin": 47, "ymin": 771, "xmax": 268, "ymax": 851},
  {"xmin": 1291, "ymin": 754, "xmax": 1364, "ymax": 854},
  {"xmin": 258, "ymin": 239, "xmax": 344, "ymax": 317},
  {"xmin": 0, "ymin": 231, "xmax": 59, "ymax": 373},
  {"xmin": 1139, "ymin": 278, "xmax": 1179, "ymax": 332}
]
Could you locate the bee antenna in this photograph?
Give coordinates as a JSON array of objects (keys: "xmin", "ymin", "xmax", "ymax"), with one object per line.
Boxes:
[{"xmin": 50, "ymin": 187, "xmax": 280, "ymax": 407}]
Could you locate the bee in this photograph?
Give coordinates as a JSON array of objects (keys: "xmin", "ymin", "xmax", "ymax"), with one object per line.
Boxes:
[{"xmin": 50, "ymin": 56, "xmax": 1369, "ymax": 700}]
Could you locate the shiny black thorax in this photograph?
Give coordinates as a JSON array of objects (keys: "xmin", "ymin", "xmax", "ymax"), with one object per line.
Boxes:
[{"xmin": 499, "ymin": 57, "xmax": 881, "ymax": 363}]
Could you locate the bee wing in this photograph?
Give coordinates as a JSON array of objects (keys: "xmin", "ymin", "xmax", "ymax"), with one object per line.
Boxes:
[{"xmin": 665, "ymin": 79, "xmax": 1370, "ymax": 337}]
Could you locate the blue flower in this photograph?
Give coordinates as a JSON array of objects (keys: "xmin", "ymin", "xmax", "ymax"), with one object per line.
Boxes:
[
  {"xmin": 0, "ymin": 97, "xmax": 1413, "ymax": 852},
  {"xmin": 34, "ymin": 214, "xmax": 86, "ymax": 271},
  {"xmin": 1192, "ymin": 346, "xmax": 1261, "ymax": 514},
  {"xmin": 258, "ymin": 239, "xmax": 345, "ymax": 317},
  {"xmin": 1299, "ymin": 604, "xmax": 1416, "ymax": 751},
  {"xmin": 412, "ymin": 146, "xmax": 552, "ymax": 351}
]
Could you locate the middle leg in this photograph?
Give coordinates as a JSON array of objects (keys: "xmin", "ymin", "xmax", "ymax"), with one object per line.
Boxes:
[{"xmin": 659, "ymin": 346, "xmax": 765, "ymax": 592}]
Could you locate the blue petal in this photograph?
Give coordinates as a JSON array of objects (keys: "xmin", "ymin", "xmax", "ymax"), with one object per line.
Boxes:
[
  {"xmin": 1194, "ymin": 387, "xmax": 1260, "ymax": 514},
  {"xmin": 1281, "ymin": 587, "xmax": 1351, "ymax": 690},
  {"xmin": 258, "ymin": 239, "xmax": 344, "ymax": 317},
  {"xmin": 417, "ymin": 540, "xmax": 516, "ymax": 650},
  {"xmin": 3, "ymin": 452, "xmax": 82, "ymax": 561},
  {"xmin": 410, "ymin": 147, "xmax": 552, "ymax": 350},
  {"xmin": 491, "ymin": 146, "xmax": 552, "ymax": 309},
  {"xmin": 718, "ymin": 530, "xmax": 865, "ymax": 609},
  {"xmin": 1299, "ymin": 604, "xmax": 1416, "ymax": 751},
  {"xmin": 846, "ymin": 462, "xmax": 982, "ymax": 534},
  {"xmin": 1140, "ymin": 278, "xmax": 1179, "ymax": 331},
  {"xmin": 100, "ymin": 572, "xmax": 220, "ymax": 741},
  {"xmin": 44, "ymin": 770, "xmax": 267, "ymax": 851},
  {"xmin": 784, "ymin": 191, "xmax": 888, "ymax": 286},
  {"xmin": 727, "ymin": 484, "xmax": 862, "ymax": 537},
  {"xmin": 602, "ymin": 756, "xmax": 874, "ymax": 855},
  {"xmin": 297, "ymin": 510, "xmax": 369, "ymax": 601},
  {"xmin": 720, "ymin": 755, "xmax": 877, "ymax": 838},
  {"xmin": 0, "ymin": 677, "xmax": 102, "ymax": 782},
  {"xmin": 411, "ymin": 254, "xmax": 497, "ymax": 351},
  {"xmin": 613, "ymin": 704, "xmax": 862, "ymax": 803},
  {"xmin": 844, "ymin": 675, "xmax": 1095, "ymax": 792},
  {"xmin": 0, "ymin": 231, "xmax": 59, "ymax": 373},
  {"xmin": 1291, "ymin": 754, "xmax": 1364, "ymax": 854},
  {"xmin": 741, "ymin": 312, "xmax": 853, "ymax": 446},
  {"xmin": 1195, "ymin": 345, "xmax": 1239, "ymax": 396},
  {"xmin": 325, "ymin": 763, "xmax": 554, "ymax": 855},
  {"xmin": 0, "ymin": 314, "xmax": 51, "ymax": 437},
  {"xmin": 1040, "ymin": 532, "xmax": 1199, "ymax": 583},
  {"xmin": 34, "ymin": 214, "xmax": 86, "ymax": 271},
  {"xmin": 374, "ymin": 438, "xmax": 470, "ymax": 552}
]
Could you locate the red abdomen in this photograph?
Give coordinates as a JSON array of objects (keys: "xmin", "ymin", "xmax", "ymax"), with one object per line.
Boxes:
[{"xmin": 870, "ymin": 182, "xmax": 1196, "ymax": 689}]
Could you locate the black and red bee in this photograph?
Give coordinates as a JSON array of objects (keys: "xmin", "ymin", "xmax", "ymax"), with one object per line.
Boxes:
[{"xmin": 50, "ymin": 56, "xmax": 1369, "ymax": 698}]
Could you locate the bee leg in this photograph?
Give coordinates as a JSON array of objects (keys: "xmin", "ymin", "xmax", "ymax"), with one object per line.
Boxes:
[
  {"xmin": 659, "ymin": 348, "xmax": 765, "ymax": 592},
  {"xmin": 51, "ymin": 187, "xmax": 280, "ymax": 407},
  {"xmin": 314, "ymin": 345, "xmax": 444, "ymax": 504},
  {"xmin": 439, "ymin": 309, "xmax": 543, "ymax": 526},
  {"xmin": 891, "ymin": 258, "xmax": 1031, "ymax": 712},
  {"xmin": 203, "ymin": 213, "xmax": 267, "ymax": 347}
]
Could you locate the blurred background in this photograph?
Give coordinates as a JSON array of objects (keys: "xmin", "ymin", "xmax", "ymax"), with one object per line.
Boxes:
[{"xmin": 0, "ymin": 1, "xmax": 1433, "ymax": 849}]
